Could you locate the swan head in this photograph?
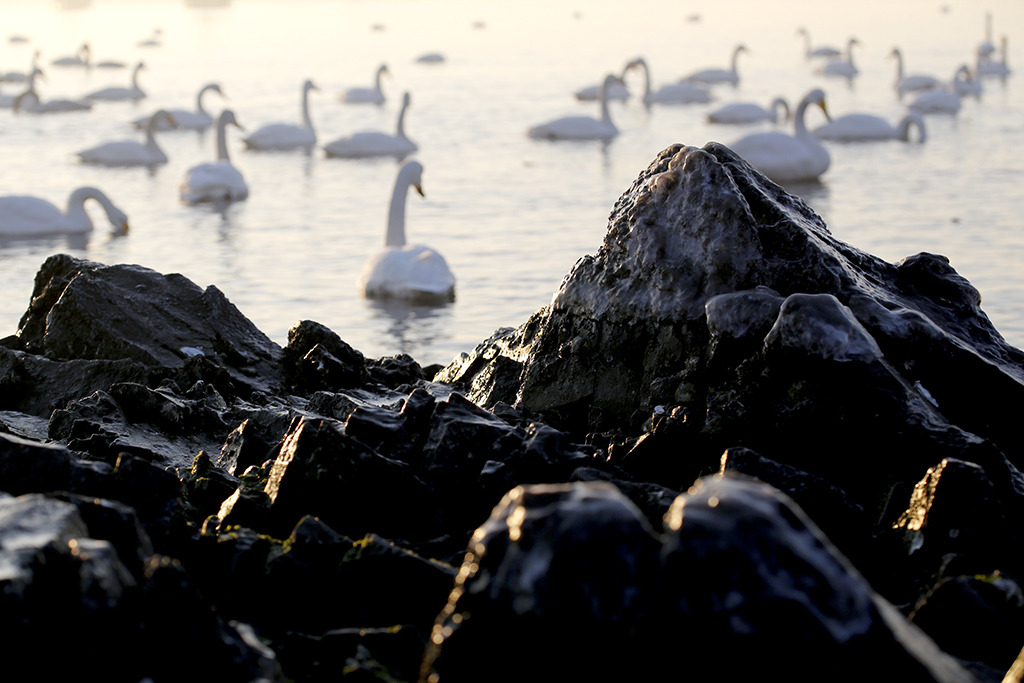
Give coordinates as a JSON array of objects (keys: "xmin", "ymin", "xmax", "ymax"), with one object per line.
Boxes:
[
  {"xmin": 303, "ymin": 79, "xmax": 319, "ymax": 92},
  {"xmin": 220, "ymin": 109, "xmax": 243, "ymax": 130},
  {"xmin": 401, "ymin": 91, "xmax": 411, "ymax": 107},
  {"xmin": 399, "ymin": 160, "xmax": 425, "ymax": 197},
  {"xmin": 735, "ymin": 44, "xmax": 749, "ymax": 55},
  {"xmin": 379, "ymin": 64, "xmax": 390, "ymax": 77},
  {"xmin": 805, "ymin": 88, "xmax": 830, "ymax": 121},
  {"xmin": 149, "ymin": 109, "xmax": 177, "ymax": 130}
]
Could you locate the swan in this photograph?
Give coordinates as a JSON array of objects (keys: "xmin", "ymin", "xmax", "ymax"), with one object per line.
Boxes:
[
  {"xmin": 729, "ymin": 88, "xmax": 831, "ymax": 184},
  {"xmin": 796, "ymin": 28, "xmax": 841, "ymax": 59},
  {"xmin": 813, "ymin": 112, "xmax": 926, "ymax": 142},
  {"xmin": 243, "ymin": 79, "xmax": 318, "ymax": 150},
  {"xmin": 891, "ymin": 48, "xmax": 940, "ymax": 96},
  {"xmin": 76, "ymin": 110, "xmax": 175, "ymax": 166},
  {"xmin": 707, "ymin": 96, "xmax": 789, "ymax": 124},
  {"xmin": 527, "ymin": 73, "xmax": 620, "ymax": 140},
  {"xmin": 816, "ymin": 38, "xmax": 859, "ymax": 78},
  {"xmin": 415, "ymin": 52, "xmax": 446, "ymax": 64},
  {"xmin": 977, "ymin": 13, "xmax": 996, "ymax": 60},
  {"xmin": 323, "ymin": 91, "xmax": 417, "ymax": 159},
  {"xmin": 13, "ymin": 72, "xmax": 93, "ymax": 113},
  {"xmin": 51, "ymin": 42, "xmax": 90, "ymax": 68},
  {"xmin": 180, "ymin": 109, "xmax": 248, "ymax": 204},
  {"xmin": 137, "ymin": 28, "xmax": 163, "ymax": 48},
  {"xmin": 0, "ymin": 186, "xmax": 128, "ymax": 237},
  {"xmin": 951, "ymin": 65, "xmax": 983, "ymax": 98},
  {"xmin": 84, "ymin": 61, "xmax": 146, "ymax": 101},
  {"xmin": 358, "ymin": 160, "xmax": 456, "ymax": 303},
  {"xmin": 681, "ymin": 44, "xmax": 747, "ymax": 85},
  {"xmin": 977, "ymin": 36, "xmax": 1011, "ymax": 77},
  {"xmin": 342, "ymin": 64, "xmax": 388, "ymax": 104},
  {"xmin": 908, "ymin": 87, "xmax": 961, "ymax": 114},
  {"xmin": 132, "ymin": 82, "xmax": 225, "ymax": 131},
  {"xmin": 1, "ymin": 50, "xmax": 40, "ymax": 83},
  {"xmin": 574, "ymin": 60, "xmax": 632, "ymax": 101},
  {"xmin": 630, "ymin": 57, "xmax": 712, "ymax": 105}
]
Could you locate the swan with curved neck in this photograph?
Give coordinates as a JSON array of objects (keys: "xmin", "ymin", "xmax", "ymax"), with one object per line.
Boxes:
[
  {"xmin": 243, "ymin": 79, "xmax": 318, "ymax": 150},
  {"xmin": 729, "ymin": 88, "xmax": 831, "ymax": 183},
  {"xmin": 76, "ymin": 109, "xmax": 175, "ymax": 166},
  {"xmin": 84, "ymin": 61, "xmax": 146, "ymax": 101},
  {"xmin": 343, "ymin": 64, "xmax": 389, "ymax": 104},
  {"xmin": 180, "ymin": 109, "xmax": 249, "ymax": 204},
  {"xmin": 977, "ymin": 35, "xmax": 1011, "ymax": 77},
  {"xmin": 629, "ymin": 57, "xmax": 711, "ymax": 105},
  {"xmin": 528, "ymin": 73, "xmax": 620, "ymax": 140},
  {"xmin": 134, "ymin": 82, "xmax": 225, "ymax": 131},
  {"xmin": 681, "ymin": 44, "xmax": 747, "ymax": 85},
  {"xmin": 574, "ymin": 60, "xmax": 632, "ymax": 101},
  {"xmin": 813, "ymin": 111, "xmax": 926, "ymax": 142},
  {"xmin": 51, "ymin": 42, "xmax": 90, "ymax": 68},
  {"xmin": 13, "ymin": 84, "xmax": 93, "ymax": 113},
  {"xmin": 891, "ymin": 48, "xmax": 940, "ymax": 96},
  {"xmin": 323, "ymin": 91, "xmax": 417, "ymax": 158},
  {"xmin": 0, "ymin": 186, "xmax": 128, "ymax": 236},
  {"xmin": 708, "ymin": 96, "xmax": 789, "ymax": 124},
  {"xmin": 796, "ymin": 28, "xmax": 840, "ymax": 59},
  {"xmin": 817, "ymin": 38, "xmax": 859, "ymax": 78},
  {"xmin": 359, "ymin": 161, "xmax": 456, "ymax": 302}
]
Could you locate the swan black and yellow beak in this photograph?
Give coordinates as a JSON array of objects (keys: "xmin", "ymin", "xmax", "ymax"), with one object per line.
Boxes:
[
  {"xmin": 819, "ymin": 100, "xmax": 832, "ymax": 122},
  {"xmin": 120, "ymin": 221, "xmax": 130, "ymax": 234},
  {"xmin": 414, "ymin": 183, "xmax": 425, "ymax": 198}
]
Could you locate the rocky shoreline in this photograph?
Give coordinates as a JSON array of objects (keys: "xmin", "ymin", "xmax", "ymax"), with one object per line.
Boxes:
[{"xmin": 2, "ymin": 143, "xmax": 1023, "ymax": 682}]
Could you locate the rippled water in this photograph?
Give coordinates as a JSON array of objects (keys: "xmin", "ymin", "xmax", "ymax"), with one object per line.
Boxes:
[{"xmin": 0, "ymin": 0, "xmax": 1021, "ymax": 365}]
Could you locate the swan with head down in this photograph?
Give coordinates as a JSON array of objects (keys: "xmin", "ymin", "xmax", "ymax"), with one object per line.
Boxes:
[
  {"xmin": 729, "ymin": 88, "xmax": 831, "ymax": 183},
  {"xmin": 0, "ymin": 186, "xmax": 128, "ymax": 237},
  {"xmin": 358, "ymin": 160, "xmax": 456, "ymax": 303},
  {"xmin": 180, "ymin": 109, "xmax": 249, "ymax": 204},
  {"xmin": 243, "ymin": 79, "xmax": 318, "ymax": 150},
  {"xmin": 76, "ymin": 110, "xmax": 175, "ymax": 166},
  {"xmin": 528, "ymin": 73, "xmax": 620, "ymax": 140},
  {"xmin": 324, "ymin": 91, "xmax": 417, "ymax": 159}
]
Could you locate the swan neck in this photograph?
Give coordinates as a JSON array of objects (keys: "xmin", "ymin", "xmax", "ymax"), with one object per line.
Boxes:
[
  {"xmin": 132, "ymin": 63, "xmax": 142, "ymax": 88},
  {"xmin": 599, "ymin": 80, "xmax": 613, "ymax": 123},
  {"xmin": 67, "ymin": 187, "xmax": 108, "ymax": 230},
  {"xmin": 197, "ymin": 85, "xmax": 213, "ymax": 114},
  {"xmin": 385, "ymin": 173, "xmax": 412, "ymax": 247},
  {"xmin": 794, "ymin": 98, "xmax": 813, "ymax": 137},
  {"xmin": 638, "ymin": 60, "xmax": 651, "ymax": 97},
  {"xmin": 301, "ymin": 85, "xmax": 314, "ymax": 131},
  {"xmin": 216, "ymin": 115, "xmax": 231, "ymax": 162},
  {"xmin": 395, "ymin": 98, "xmax": 409, "ymax": 138}
]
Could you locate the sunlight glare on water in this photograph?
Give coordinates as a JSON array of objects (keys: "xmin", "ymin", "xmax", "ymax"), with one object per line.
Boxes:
[{"xmin": 0, "ymin": 0, "xmax": 1021, "ymax": 366}]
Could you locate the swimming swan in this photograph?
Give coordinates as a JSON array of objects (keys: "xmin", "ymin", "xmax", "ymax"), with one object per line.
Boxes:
[
  {"xmin": 908, "ymin": 87, "xmax": 961, "ymax": 114},
  {"xmin": 323, "ymin": 91, "xmax": 417, "ymax": 159},
  {"xmin": 817, "ymin": 38, "xmax": 859, "ymax": 79},
  {"xmin": 575, "ymin": 60, "xmax": 632, "ymax": 101},
  {"xmin": 708, "ymin": 96, "xmax": 789, "ymax": 124},
  {"xmin": 243, "ymin": 79, "xmax": 318, "ymax": 150},
  {"xmin": 133, "ymin": 82, "xmax": 224, "ymax": 130},
  {"xmin": 84, "ymin": 61, "xmax": 146, "ymax": 101},
  {"xmin": 180, "ymin": 109, "xmax": 249, "ymax": 204},
  {"xmin": 891, "ymin": 48, "xmax": 940, "ymax": 97},
  {"xmin": 813, "ymin": 112, "xmax": 926, "ymax": 142},
  {"xmin": 796, "ymin": 28, "xmax": 841, "ymax": 59},
  {"xmin": 528, "ymin": 73, "xmax": 620, "ymax": 140},
  {"xmin": 13, "ymin": 87, "xmax": 93, "ymax": 113},
  {"xmin": 343, "ymin": 64, "xmax": 389, "ymax": 104},
  {"xmin": 0, "ymin": 186, "xmax": 128, "ymax": 237},
  {"xmin": 358, "ymin": 160, "xmax": 456, "ymax": 303},
  {"xmin": 76, "ymin": 110, "xmax": 175, "ymax": 166},
  {"xmin": 630, "ymin": 57, "xmax": 712, "ymax": 105},
  {"xmin": 729, "ymin": 88, "xmax": 831, "ymax": 183},
  {"xmin": 51, "ymin": 42, "xmax": 90, "ymax": 68},
  {"xmin": 977, "ymin": 36, "xmax": 1011, "ymax": 77},
  {"xmin": 681, "ymin": 44, "xmax": 747, "ymax": 86}
]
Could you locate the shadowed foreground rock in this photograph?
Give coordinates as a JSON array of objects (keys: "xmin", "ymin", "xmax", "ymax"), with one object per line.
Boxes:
[{"xmin": 1, "ymin": 143, "xmax": 1023, "ymax": 681}]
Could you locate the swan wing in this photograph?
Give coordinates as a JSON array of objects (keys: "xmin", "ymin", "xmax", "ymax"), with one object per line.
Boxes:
[
  {"xmin": 243, "ymin": 123, "xmax": 316, "ymax": 149},
  {"xmin": 731, "ymin": 132, "xmax": 829, "ymax": 182},
  {"xmin": 77, "ymin": 140, "xmax": 165, "ymax": 166},
  {"xmin": 324, "ymin": 131, "xmax": 416, "ymax": 158},
  {"xmin": 813, "ymin": 114, "xmax": 894, "ymax": 141},
  {"xmin": 361, "ymin": 246, "xmax": 455, "ymax": 301},
  {"xmin": 528, "ymin": 115, "xmax": 617, "ymax": 140}
]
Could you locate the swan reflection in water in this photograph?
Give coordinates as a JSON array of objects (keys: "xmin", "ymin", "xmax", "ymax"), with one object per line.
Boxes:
[{"xmin": 364, "ymin": 297, "xmax": 455, "ymax": 363}]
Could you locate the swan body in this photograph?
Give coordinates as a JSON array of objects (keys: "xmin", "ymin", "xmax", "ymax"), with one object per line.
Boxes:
[
  {"xmin": 682, "ymin": 44, "xmax": 747, "ymax": 85},
  {"xmin": 0, "ymin": 186, "xmax": 128, "ymax": 237},
  {"xmin": 415, "ymin": 53, "xmax": 446, "ymax": 64},
  {"xmin": 243, "ymin": 79, "xmax": 318, "ymax": 150},
  {"xmin": 13, "ymin": 87, "xmax": 92, "ymax": 113},
  {"xmin": 575, "ymin": 60, "xmax": 631, "ymax": 101},
  {"xmin": 133, "ymin": 82, "xmax": 225, "ymax": 131},
  {"xmin": 908, "ymin": 88, "xmax": 961, "ymax": 114},
  {"xmin": 813, "ymin": 112, "xmax": 926, "ymax": 142},
  {"xmin": 729, "ymin": 88, "xmax": 831, "ymax": 183},
  {"xmin": 51, "ymin": 43, "xmax": 90, "ymax": 68},
  {"xmin": 324, "ymin": 91, "xmax": 417, "ymax": 158},
  {"xmin": 1, "ymin": 51, "xmax": 39, "ymax": 83},
  {"xmin": 180, "ymin": 109, "xmax": 248, "ymax": 204},
  {"xmin": 343, "ymin": 64, "xmax": 388, "ymax": 104},
  {"xmin": 85, "ymin": 61, "xmax": 146, "ymax": 101},
  {"xmin": 359, "ymin": 160, "xmax": 456, "ymax": 303},
  {"xmin": 977, "ymin": 36, "xmax": 1011, "ymax": 77},
  {"xmin": 817, "ymin": 38, "xmax": 859, "ymax": 78},
  {"xmin": 891, "ymin": 48, "xmax": 940, "ymax": 96},
  {"xmin": 952, "ymin": 65, "xmax": 983, "ymax": 98},
  {"xmin": 977, "ymin": 13, "xmax": 996, "ymax": 60},
  {"xmin": 708, "ymin": 97, "xmax": 789, "ymax": 124},
  {"xmin": 76, "ymin": 110, "xmax": 175, "ymax": 166},
  {"xmin": 528, "ymin": 74, "xmax": 620, "ymax": 140},
  {"xmin": 797, "ymin": 28, "xmax": 841, "ymax": 59},
  {"xmin": 630, "ymin": 57, "xmax": 711, "ymax": 105}
]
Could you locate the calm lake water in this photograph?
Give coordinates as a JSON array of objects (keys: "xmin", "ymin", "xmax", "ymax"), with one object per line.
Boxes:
[{"xmin": 0, "ymin": 0, "xmax": 1021, "ymax": 366}]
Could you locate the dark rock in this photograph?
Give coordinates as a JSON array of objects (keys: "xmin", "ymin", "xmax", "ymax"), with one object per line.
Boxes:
[{"xmin": 283, "ymin": 320, "xmax": 368, "ymax": 394}]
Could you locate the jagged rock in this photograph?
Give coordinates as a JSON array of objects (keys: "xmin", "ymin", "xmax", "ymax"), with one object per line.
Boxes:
[{"xmin": 422, "ymin": 476, "xmax": 977, "ymax": 682}]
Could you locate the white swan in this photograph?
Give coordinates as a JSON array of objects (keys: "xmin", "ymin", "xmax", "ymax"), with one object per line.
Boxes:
[
  {"xmin": 342, "ymin": 64, "xmax": 388, "ymax": 104},
  {"xmin": 13, "ymin": 78, "xmax": 92, "ymax": 114},
  {"xmin": 243, "ymin": 79, "xmax": 318, "ymax": 150},
  {"xmin": 0, "ymin": 186, "xmax": 128, "ymax": 237},
  {"xmin": 415, "ymin": 52, "xmax": 446, "ymax": 64},
  {"xmin": 816, "ymin": 38, "xmax": 859, "ymax": 78},
  {"xmin": 528, "ymin": 73, "xmax": 620, "ymax": 141},
  {"xmin": 180, "ymin": 109, "xmax": 248, "ymax": 204},
  {"xmin": 323, "ymin": 91, "xmax": 417, "ymax": 159},
  {"xmin": 708, "ymin": 96, "xmax": 789, "ymax": 124},
  {"xmin": 977, "ymin": 36, "xmax": 1011, "ymax": 77},
  {"xmin": 891, "ymin": 48, "xmax": 940, "ymax": 96},
  {"xmin": 358, "ymin": 160, "xmax": 456, "ymax": 303},
  {"xmin": 574, "ymin": 60, "xmax": 631, "ymax": 101},
  {"xmin": 977, "ymin": 13, "xmax": 996, "ymax": 60},
  {"xmin": 76, "ymin": 110, "xmax": 175, "ymax": 166},
  {"xmin": 681, "ymin": 44, "xmax": 747, "ymax": 85},
  {"xmin": 85, "ymin": 61, "xmax": 146, "ymax": 101},
  {"xmin": 796, "ymin": 28, "xmax": 841, "ymax": 59},
  {"xmin": 132, "ymin": 82, "xmax": 225, "ymax": 131},
  {"xmin": 908, "ymin": 87, "xmax": 961, "ymax": 114},
  {"xmin": 51, "ymin": 42, "xmax": 90, "ymax": 68},
  {"xmin": 1, "ymin": 50, "xmax": 40, "ymax": 83},
  {"xmin": 813, "ymin": 112, "xmax": 926, "ymax": 142},
  {"xmin": 729, "ymin": 88, "xmax": 831, "ymax": 184},
  {"xmin": 952, "ymin": 65, "xmax": 983, "ymax": 98},
  {"xmin": 630, "ymin": 57, "xmax": 712, "ymax": 105}
]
